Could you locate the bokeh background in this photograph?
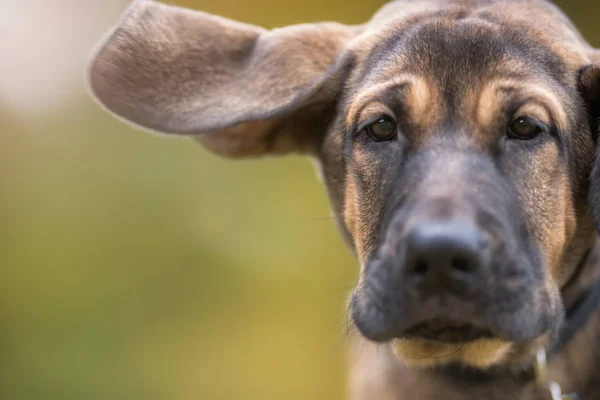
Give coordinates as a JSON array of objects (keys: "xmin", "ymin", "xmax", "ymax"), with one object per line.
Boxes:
[{"xmin": 1, "ymin": 1, "xmax": 598, "ymax": 399}]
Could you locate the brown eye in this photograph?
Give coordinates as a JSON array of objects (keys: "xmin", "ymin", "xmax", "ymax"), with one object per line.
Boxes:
[
  {"xmin": 367, "ymin": 116, "xmax": 397, "ymax": 141},
  {"xmin": 507, "ymin": 117, "xmax": 544, "ymax": 140}
]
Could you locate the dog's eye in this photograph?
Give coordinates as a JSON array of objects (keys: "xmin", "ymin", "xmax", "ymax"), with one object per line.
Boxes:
[
  {"xmin": 366, "ymin": 116, "xmax": 397, "ymax": 141},
  {"xmin": 507, "ymin": 117, "xmax": 544, "ymax": 140}
]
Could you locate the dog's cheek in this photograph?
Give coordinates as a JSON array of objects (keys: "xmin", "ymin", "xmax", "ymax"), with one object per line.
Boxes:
[
  {"xmin": 511, "ymin": 141, "xmax": 575, "ymax": 282},
  {"xmin": 316, "ymin": 126, "xmax": 357, "ymax": 250},
  {"xmin": 343, "ymin": 146, "xmax": 386, "ymax": 266},
  {"xmin": 391, "ymin": 339, "xmax": 512, "ymax": 368},
  {"xmin": 344, "ymin": 174, "xmax": 363, "ymax": 261},
  {"xmin": 546, "ymin": 173, "xmax": 577, "ymax": 282}
]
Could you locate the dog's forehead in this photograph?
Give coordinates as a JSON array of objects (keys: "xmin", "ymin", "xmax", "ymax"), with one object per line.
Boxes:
[
  {"xmin": 362, "ymin": 19, "xmax": 562, "ymax": 86},
  {"xmin": 356, "ymin": 0, "xmax": 591, "ymax": 75}
]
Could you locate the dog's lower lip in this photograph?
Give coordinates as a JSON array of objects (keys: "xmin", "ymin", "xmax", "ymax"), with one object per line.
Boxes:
[{"xmin": 401, "ymin": 319, "xmax": 494, "ymax": 343}]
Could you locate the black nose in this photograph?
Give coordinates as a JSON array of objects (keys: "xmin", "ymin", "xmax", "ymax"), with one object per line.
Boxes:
[{"xmin": 403, "ymin": 220, "xmax": 486, "ymax": 294}]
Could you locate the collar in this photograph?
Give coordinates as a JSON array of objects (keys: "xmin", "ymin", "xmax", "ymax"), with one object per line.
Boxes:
[
  {"xmin": 546, "ymin": 275, "xmax": 600, "ymax": 360},
  {"xmin": 531, "ymin": 249, "xmax": 600, "ymax": 400},
  {"xmin": 547, "ymin": 249, "xmax": 600, "ymax": 360}
]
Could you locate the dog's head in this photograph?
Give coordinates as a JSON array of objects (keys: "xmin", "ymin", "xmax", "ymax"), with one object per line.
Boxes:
[{"xmin": 89, "ymin": 0, "xmax": 600, "ymax": 369}]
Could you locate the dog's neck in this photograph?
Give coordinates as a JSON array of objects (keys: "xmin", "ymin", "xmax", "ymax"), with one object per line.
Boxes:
[{"xmin": 539, "ymin": 242, "xmax": 600, "ymax": 399}]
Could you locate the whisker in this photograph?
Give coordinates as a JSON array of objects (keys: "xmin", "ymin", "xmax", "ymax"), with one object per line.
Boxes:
[
  {"xmin": 425, "ymin": 345, "xmax": 464, "ymax": 359},
  {"xmin": 304, "ymin": 212, "xmax": 344, "ymax": 221},
  {"xmin": 331, "ymin": 309, "xmax": 348, "ymax": 333},
  {"xmin": 404, "ymin": 343, "xmax": 464, "ymax": 360},
  {"xmin": 403, "ymin": 344, "xmax": 443, "ymax": 360}
]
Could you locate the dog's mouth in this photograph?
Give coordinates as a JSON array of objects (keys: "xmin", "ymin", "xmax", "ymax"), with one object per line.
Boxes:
[{"xmin": 402, "ymin": 318, "xmax": 495, "ymax": 343}]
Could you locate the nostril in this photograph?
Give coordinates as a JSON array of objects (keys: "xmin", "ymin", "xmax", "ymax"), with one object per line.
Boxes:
[
  {"xmin": 413, "ymin": 258, "xmax": 429, "ymax": 275},
  {"xmin": 402, "ymin": 220, "xmax": 486, "ymax": 287},
  {"xmin": 450, "ymin": 256, "xmax": 475, "ymax": 273}
]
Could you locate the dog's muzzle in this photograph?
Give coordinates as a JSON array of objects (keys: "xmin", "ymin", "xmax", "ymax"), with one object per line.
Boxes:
[{"xmin": 351, "ymin": 196, "xmax": 557, "ymax": 344}]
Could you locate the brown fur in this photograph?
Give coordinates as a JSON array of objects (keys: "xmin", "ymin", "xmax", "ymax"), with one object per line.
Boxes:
[{"xmin": 88, "ymin": 1, "xmax": 600, "ymax": 398}]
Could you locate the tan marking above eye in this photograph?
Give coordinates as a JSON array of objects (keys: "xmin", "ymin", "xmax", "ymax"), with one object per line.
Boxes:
[
  {"xmin": 476, "ymin": 79, "xmax": 567, "ymax": 133},
  {"xmin": 346, "ymin": 78, "xmax": 410, "ymax": 130},
  {"xmin": 347, "ymin": 75, "xmax": 437, "ymax": 134},
  {"xmin": 475, "ymin": 82, "xmax": 503, "ymax": 129},
  {"xmin": 405, "ymin": 77, "xmax": 436, "ymax": 131}
]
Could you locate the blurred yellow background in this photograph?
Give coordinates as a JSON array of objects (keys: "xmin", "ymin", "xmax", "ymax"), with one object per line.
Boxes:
[{"xmin": 1, "ymin": 1, "xmax": 598, "ymax": 399}]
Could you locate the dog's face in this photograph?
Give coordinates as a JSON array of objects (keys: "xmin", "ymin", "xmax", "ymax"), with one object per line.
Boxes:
[
  {"xmin": 342, "ymin": 16, "xmax": 597, "ymax": 367},
  {"xmin": 89, "ymin": 0, "xmax": 600, "ymax": 368}
]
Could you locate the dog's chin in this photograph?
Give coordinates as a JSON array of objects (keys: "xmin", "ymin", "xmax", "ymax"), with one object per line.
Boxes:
[
  {"xmin": 386, "ymin": 314, "xmax": 559, "ymax": 369},
  {"xmin": 389, "ymin": 319, "xmax": 514, "ymax": 368},
  {"xmin": 391, "ymin": 337, "xmax": 513, "ymax": 369}
]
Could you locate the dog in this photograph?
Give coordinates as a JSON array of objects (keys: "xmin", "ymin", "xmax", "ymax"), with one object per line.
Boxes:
[{"xmin": 88, "ymin": 0, "xmax": 600, "ymax": 398}]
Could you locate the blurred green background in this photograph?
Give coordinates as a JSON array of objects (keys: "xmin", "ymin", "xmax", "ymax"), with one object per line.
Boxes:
[{"xmin": 0, "ymin": 1, "xmax": 598, "ymax": 399}]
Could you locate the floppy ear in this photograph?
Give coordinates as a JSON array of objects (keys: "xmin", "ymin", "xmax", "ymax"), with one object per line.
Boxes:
[
  {"xmin": 581, "ymin": 63, "xmax": 600, "ymax": 229},
  {"xmin": 88, "ymin": 0, "xmax": 357, "ymax": 157}
]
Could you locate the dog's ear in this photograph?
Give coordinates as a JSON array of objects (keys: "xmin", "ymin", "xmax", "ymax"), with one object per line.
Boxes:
[
  {"xmin": 88, "ymin": 0, "xmax": 358, "ymax": 157},
  {"xmin": 580, "ymin": 62, "xmax": 600, "ymax": 229}
]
